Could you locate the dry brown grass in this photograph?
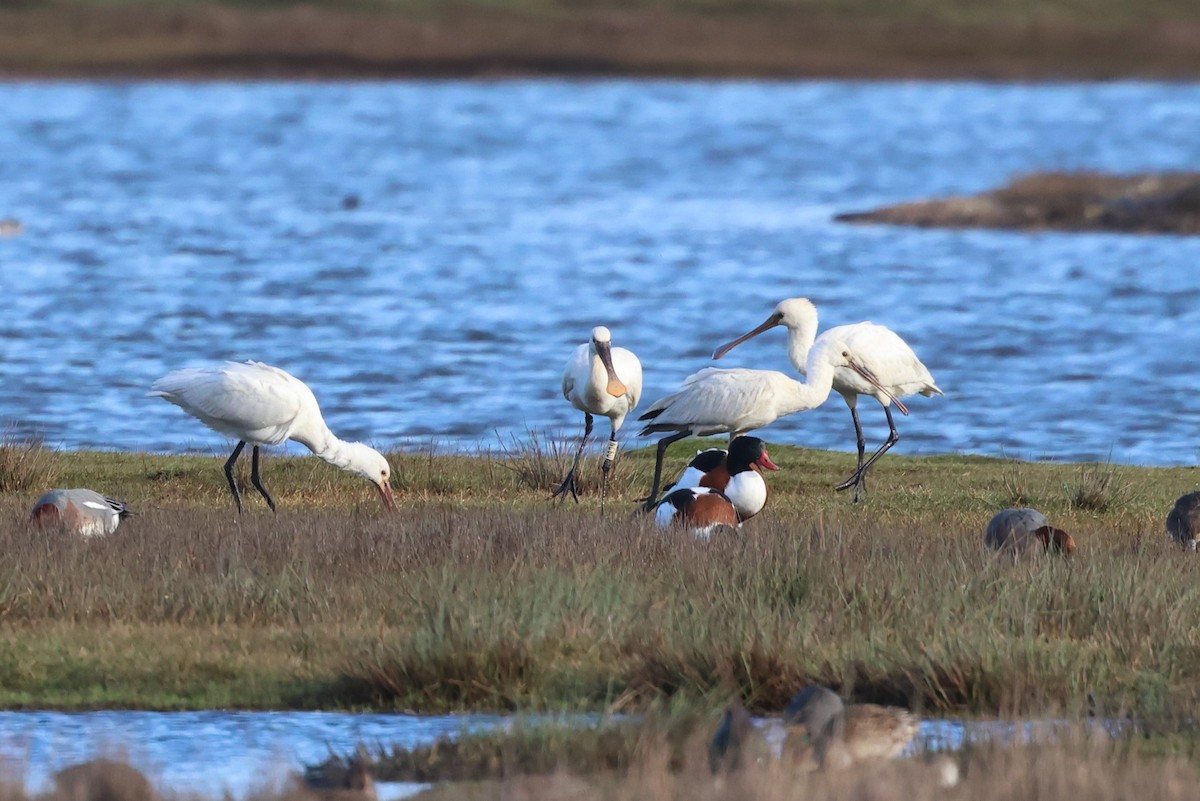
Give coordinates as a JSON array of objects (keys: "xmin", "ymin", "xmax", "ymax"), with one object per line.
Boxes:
[{"xmin": 0, "ymin": 431, "xmax": 59, "ymax": 493}]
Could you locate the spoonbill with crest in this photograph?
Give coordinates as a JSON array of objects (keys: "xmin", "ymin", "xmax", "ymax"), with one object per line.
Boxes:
[{"xmin": 713, "ymin": 298, "xmax": 941, "ymax": 503}]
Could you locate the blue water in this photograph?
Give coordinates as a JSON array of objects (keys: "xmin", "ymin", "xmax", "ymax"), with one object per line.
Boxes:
[
  {"xmin": 0, "ymin": 710, "xmax": 502, "ymax": 797},
  {"xmin": 2, "ymin": 80, "xmax": 1200, "ymax": 464}
]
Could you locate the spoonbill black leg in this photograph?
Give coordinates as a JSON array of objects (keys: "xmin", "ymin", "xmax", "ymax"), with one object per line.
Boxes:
[
  {"xmin": 250, "ymin": 444, "xmax": 277, "ymax": 512},
  {"xmin": 640, "ymin": 431, "xmax": 689, "ymax": 514},
  {"xmin": 600, "ymin": 432, "xmax": 618, "ymax": 513},
  {"xmin": 224, "ymin": 440, "xmax": 247, "ymax": 514},
  {"xmin": 554, "ymin": 413, "xmax": 593, "ymax": 503},
  {"xmin": 836, "ymin": 406, "xmax": 900, "ymax": 504}
]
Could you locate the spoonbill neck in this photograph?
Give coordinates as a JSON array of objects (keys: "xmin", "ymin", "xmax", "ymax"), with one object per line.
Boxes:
[
  {"xmin": 780, "ymin": 342, "xmax": 842, "ymax": 414},
  {"xmin": 787, "ymin": 322, "xmax": 818, "ymax": 375}
]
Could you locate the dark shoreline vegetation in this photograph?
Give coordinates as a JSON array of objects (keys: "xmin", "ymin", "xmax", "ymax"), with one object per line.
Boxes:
[
  {"xmin": 1, "ymin": 434, "xmax": 1199, "ymax": 719},
  {"xmin": 837, "ymin": 172, "xmax": 1200, "ymax": 235},
  {"xmin": 5, "ymin": 0, "xmax": 1200, "ymax": 80}
]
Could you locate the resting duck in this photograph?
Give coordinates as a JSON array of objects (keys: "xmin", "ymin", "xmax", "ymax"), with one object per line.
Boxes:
[{"xmin": 655, "ymin": 436, "xmax": 779, "ymax": 538}]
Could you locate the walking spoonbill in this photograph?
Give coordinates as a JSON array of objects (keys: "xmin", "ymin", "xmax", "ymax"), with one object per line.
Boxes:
[
  {"xmin": 150, "ymin": 361, "xmax": 395, "ymax": 513},
  {"xmin": 555, "ymin": 326, "xmax": 643, "ymax": 508},
  {"xmin": 636, "ymin": 337, "xmax": 896, "ymax": 511},
  {"xmin": 713, "ymin": 298, "xmax": 942, "ymax": 503}
]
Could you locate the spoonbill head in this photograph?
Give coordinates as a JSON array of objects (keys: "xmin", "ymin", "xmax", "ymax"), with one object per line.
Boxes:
[{"xmin": 589, "ymin": 326, "xmax": 628, "ymax": 400}]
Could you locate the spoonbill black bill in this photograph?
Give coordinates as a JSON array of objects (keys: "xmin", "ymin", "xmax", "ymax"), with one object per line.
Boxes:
[
  {"xmin": 150, "ymin": 361, "xmax": 394, "ymax": 513},
  {"xmin": 713, "ymin": 298, "xmax": 942, "ymax": 503},
  {"xmin": 636, "ymin": 337, "xmax": 895, "ymax": 512},
  {"xmin": 554, "ymin": 326, "xmax": 643, "ymax": 509}
]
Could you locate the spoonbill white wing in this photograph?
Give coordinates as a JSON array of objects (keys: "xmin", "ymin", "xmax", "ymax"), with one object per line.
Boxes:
[
  {"xmin": 150, "ymin": 361, "xmax": 308, "ymax": 445},
  {"xmin": 829, "ymin": 322, "xmax": 941, "ymax": 400},
  {"xmin": 640, "ymin": 368, "xmax": 801, "ymax": 437}
]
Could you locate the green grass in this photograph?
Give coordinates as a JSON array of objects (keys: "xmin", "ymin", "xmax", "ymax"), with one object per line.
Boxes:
[{"xmin": 1, "ymin": 441, "xmax": 1199, "ymax": 713}]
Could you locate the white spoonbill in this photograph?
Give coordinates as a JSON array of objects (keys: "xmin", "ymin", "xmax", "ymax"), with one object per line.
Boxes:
[
  {"xmin": 637, "ymin": 337, "xmax": 895, "ymax": 511},
  {"xmin": 150, "ymin": 361, "xmax": 395, "ymax": 513},
  {"xmin": 713, "ymin": 298, "xmax": 942, "ymax": 503},
  {"xmin": 555, "ymin": 326, "xmax": 643, "ymax": 508}
]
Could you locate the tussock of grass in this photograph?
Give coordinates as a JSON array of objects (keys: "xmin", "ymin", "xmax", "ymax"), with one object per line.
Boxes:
[
  {"xmin": 0, "ymin": 430, "xmax": 58, "ymax": 493},
  {"xmin": 488, "ymin": 429, "xmax": 639, "ymax": 499},
  {"xmin": 1068, "ymin": 461, "xmax": 1137, "ymax": 512}
]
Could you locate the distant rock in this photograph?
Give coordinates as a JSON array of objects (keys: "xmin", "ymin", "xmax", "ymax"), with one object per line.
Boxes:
[{"xmin": 836, "ymin": 172, "xmax": 1200, "ymax": 234}]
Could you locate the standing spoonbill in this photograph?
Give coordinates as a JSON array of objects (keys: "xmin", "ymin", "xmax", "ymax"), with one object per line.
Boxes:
[
  {"xmin": 555, "ymin": 326, "xmax": 643, "ymax": 508},
  {"xmin": 637, "ymin": 337, "xmax": 896, "ymax": 511},
  {"xmin": 150, "ymin": 361, "xmax": 395, "ymax": 513},
  {"xmin": 713, "ymin": 298, "xmax": 942, "ymax": 503}
]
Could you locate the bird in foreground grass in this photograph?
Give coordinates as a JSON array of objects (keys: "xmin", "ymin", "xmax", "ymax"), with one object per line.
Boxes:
[
  {"xmin": 637, "ymin": 337, "xmax": 898, "ymax": 512},
  {"xmin": 713, "ymin": 298, "xmax": 942, "ymax": 503},
  {"xmin": 710, "ymin": 684, "xmax": 932, "ymax": 779},
  {"xmin": 654, "ymin": 436, "xmax": 779, "ymax": 538},
  {"xmin": 984, "ymin": 507, "xmax": 1076, "ymax": 556},
  {"xmin": 30, "ymin": 488, "xmax": 131, "ymax": 537},
  {"xmin": 151, "ymin": 361, "xmax": 394, "ymax": 513},
  {"xmin": 555, "ymin": 326, "xmax": 642, "ymax": 509},
  {"xmin": 1167, "ymin": 492, "xmax": 1200, "ymax": 552}
]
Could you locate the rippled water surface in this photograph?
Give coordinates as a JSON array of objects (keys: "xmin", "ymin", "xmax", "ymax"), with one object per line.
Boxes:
[{"xmin": 3, "ymin": 80, "xmax": 1200, "ymax": 464}]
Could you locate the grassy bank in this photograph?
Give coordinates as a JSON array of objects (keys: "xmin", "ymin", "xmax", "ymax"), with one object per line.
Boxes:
[
  {"xmin": 4, "ymin": 0, "xmax": 1200, "ymax": 79},
  {"xmin": 0, "ymin": 438, "xmax": 1198, "ymax": 714}
]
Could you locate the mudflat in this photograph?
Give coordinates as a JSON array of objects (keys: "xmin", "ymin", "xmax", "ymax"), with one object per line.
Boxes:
[
  {"xmin": 837, "ymin": 172, "xmax": 1200, "ymax": 234},
  {"xmin": 4, "ymin": 2, "xmax": 1200, "ymax": 80}
]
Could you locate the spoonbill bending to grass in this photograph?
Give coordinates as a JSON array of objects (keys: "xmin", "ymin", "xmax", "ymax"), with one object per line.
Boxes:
[
  {"xmin": 637, "ymin": 337, "xmax": 896, "ymax": 512},
  {"xmin": 713, "ymin": 298, "xmax": 942, "ymax": 503},
  {"xmin": 151, "ymin": 361, "xmax": 395, "ymax": 513},
  {"xmin": 555, "ymin": 326, "xmax": 643, "ymax": 508},
  {"xmin": 30, "ymin": 489, "xmax": 131, "ymax": 537}
]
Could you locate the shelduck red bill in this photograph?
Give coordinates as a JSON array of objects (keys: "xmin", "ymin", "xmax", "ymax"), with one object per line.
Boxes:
[{"xmin": 757, "ymin": 450, "xmax": 780, "ymax": 471}]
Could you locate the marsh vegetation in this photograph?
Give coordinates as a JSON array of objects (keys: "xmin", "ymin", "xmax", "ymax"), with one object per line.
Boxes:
[{"xmin": 0, "ymin": 438, "xmax": 1195, "ymax": 717}]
